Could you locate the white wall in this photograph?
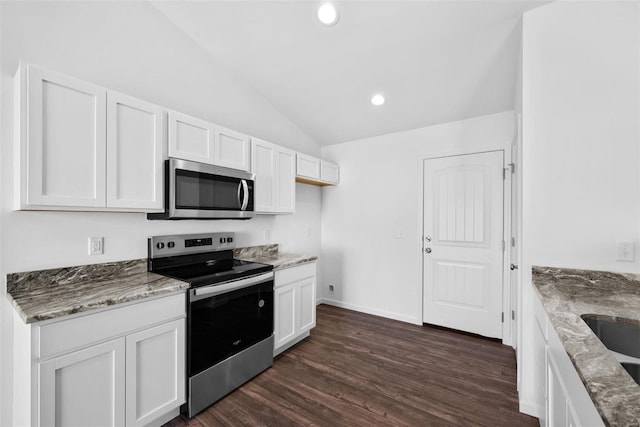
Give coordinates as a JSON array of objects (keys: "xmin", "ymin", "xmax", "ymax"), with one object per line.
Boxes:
[
  {"xmin": 519, "ymin": 1, "xmax": 640, "ymax": 416},
  {"xmin": 0, "ymin": 2, "xmax": 322, "ymax": 424},
  {"xmin": 320, "ymin": 111, "xmax": 514, "ymax": 325}
]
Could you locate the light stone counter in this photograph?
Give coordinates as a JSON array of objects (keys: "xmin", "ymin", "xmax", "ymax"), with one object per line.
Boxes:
[
  {"xmin": 234, "ymin": 244, "xmax": 317, "ymax": 270},
  {"xmin": 533, "ymin": 266, "xmax": 640, "ymax": 426},
  {"xmin": 7, "ymin": 259, "xmax": 188, "ymax": 324}
]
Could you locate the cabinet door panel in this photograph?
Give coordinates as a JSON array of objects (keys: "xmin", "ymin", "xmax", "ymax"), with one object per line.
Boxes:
[
  {"xmin": 168, "ymin": 111, "xmax": 215, "ymax": 164},
  {"xmin": 40, "ymin": 338, "xmax": 125, "ymax": 427},
  {"xmin": 252, "ymin": 139, "xmax": 275, "ymax": 212},
  {"xmin": 274, "ymin": 285, "xmax": 296, "ymax": 348},
  {"xmin": 296, "ymin": 153, "xmax": 320, "ymax": 180},
  {"xmin": 126, "ymin": 319, "xmax": 185, "ymax": 427},
  {"xmin": 107, "ymin": 91, "xmax": 164, "ymax": 210},
  {"xmin": 298, "ymin": 277, "xmax": 316, "ymax": 333},
  {"xmin": 215, "ymin": 126, "xmax": 250, "ymax": 171},
  {"xmin": 320, "ymin": 160, "xmax": 340, "ymax": 184},
  {"xmin": 27, "ymin": 66, "xmax": 106, "ymax": 207},
  {"xmin": 276, "ymin": 148, "xmax": 295, "ymax": 213}
]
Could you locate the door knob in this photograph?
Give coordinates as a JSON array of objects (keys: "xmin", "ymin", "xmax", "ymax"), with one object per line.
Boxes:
[
  {"xmin": 425, "ymin": 236, "xmax": 432, "ymax": 242},
  {"xmin": 510, "ymin": 264, "xmax": 518, "ymax": 270},
  {"xmin": 425, "ymin": 248, "xmax": 432, "ymax": 253}
]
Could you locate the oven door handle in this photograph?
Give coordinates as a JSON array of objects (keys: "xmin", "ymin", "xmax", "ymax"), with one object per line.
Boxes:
[{"xmin": 191, "ymin": 272, "xmax": 273, "ymax": 301}]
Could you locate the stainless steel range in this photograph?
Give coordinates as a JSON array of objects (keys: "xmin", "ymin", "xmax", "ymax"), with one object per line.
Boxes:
[{"xmin": 148, "ymin": 232, "xmax": 274, "ymax": 418}]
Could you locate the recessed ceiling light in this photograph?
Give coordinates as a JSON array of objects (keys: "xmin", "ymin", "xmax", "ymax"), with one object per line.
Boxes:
[
  {"xmin": 317, "ymin": 3, "xmax": 339, "ymax": 26},
  {"xmin": 371, "ymin": 94, "xmax": 385, "ymax": 106}
]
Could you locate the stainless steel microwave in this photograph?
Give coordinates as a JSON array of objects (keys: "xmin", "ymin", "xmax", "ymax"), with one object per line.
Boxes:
[{"xmin": 147, "ymin": 158, "xmax": 255, "ymax": 220}]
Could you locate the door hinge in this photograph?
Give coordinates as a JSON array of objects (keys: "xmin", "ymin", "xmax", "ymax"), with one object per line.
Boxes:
[
  {"xmin": 503, "ymin": 168, "xmax": 507, "ymax": 180},
  {"xmin": 502, "ymin": 240, "xmax": 506, "ymax": 251},
  {"xmin": 511, "ymin": 237, "xmax": 516, "ymax": 247},
  {"xmin": 501, "ymin": 312, "xmax": 504, "ymax": 323},
  {"xmin": 511, "ymin": 310, "xmax": 515, "ymax": 320}
]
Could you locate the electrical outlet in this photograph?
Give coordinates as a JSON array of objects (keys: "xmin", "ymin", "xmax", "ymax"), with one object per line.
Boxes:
[
  {"xmin": 617, "ymin": 241, "xmax": 635, "ymax": 262},
  {"xmin": 328, "ymin": 284, "xmax": 335, "ymax": 293},
  {"xmin": 393, "ymin": 229, "xmax": 405, "ymax": 239},
  {"xmin": 89, "ymin": 237, "xmax": 104, "ymax": 255}
]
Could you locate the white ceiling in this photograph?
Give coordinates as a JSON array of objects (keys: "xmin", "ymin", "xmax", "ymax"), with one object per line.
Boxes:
[{"xmin": 151, "ymin": 1, "xmax": 547, "ymax": 146}]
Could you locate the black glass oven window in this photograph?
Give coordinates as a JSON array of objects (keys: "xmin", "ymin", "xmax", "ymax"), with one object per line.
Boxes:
[
  {"xmin": 189, "ymin": 281, "xmax": 273, "ymax": 377},
  {"xmin": 175, "ymin": 169, "xmax": 241, "ymax": 210}
]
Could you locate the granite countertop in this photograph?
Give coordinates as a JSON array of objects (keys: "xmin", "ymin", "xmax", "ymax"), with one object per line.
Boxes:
[
  {"xmin": 6, "ymin": 259, "xmax": 189, "ymax": 324},
  {"xmin": 532, "ymin": 266, "xmax": 640, "ymax": 426},
  {"xmin": 234, "ymin": 244, "xmax": 317, "ymax": 270}
]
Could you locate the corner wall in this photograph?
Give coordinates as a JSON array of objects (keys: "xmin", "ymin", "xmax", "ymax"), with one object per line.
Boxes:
[
  {"xmin": 519, "ymin": 0, "xmax": 640, "ymax": 416},
  {"xmin": 320, "ymin": 111, "xmax": 514, "ymax": 325}
]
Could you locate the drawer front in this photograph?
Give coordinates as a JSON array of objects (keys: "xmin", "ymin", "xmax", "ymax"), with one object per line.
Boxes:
[
  {"xmin": 275, "ymin": 262, "xmax": 316, "ymax": 288},
  {"xmin": 39, "ymin": 293, "xmax": 185, "ymax": 359}
]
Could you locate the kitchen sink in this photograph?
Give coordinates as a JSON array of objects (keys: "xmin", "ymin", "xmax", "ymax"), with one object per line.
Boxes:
[
  {"xmin": 622, "ymin": 363, "xmax": 640, "ymax": 386},
  {"xmin": 581, "ymin": 315, "xmax": 640, "ymax": 358}
]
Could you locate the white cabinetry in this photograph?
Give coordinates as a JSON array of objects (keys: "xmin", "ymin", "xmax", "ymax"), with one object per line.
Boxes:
[
  {"xmin": 251, "ymin": 138, "xmax": 295, "ymax": 214},
  {"xmin": 107, "ymin": 91, "xmax": 164, "ymax": 210},
  {"xmin": 168, "ymin": 111, "xmax": 215, "ymax": 164},
  {"xmin": 168, "ymin": 112, "xmax": 250, "ymax": 171},
  {"xmin": 12, "ymin": 293, "xmax": 186, "ymax": 427},
  {"xmin": 215, "ymin": 126, "xmax": 250, "ymax": 171},
  {"xmin": 14, "ymin": 63, "xmax": 164, "ymax": 212},
  {"xmin": 274, "ymin": 262, "xmax": 317, "ymax": 356},
  {"xmin": 16, "ymin": 65, "xmax": 107, "ymax": 208},
  {"xmin": 40, "ymin": 339, "xmax": 126, "ymax": 427},
  {"xmin": 320, "ymin": 160, "xmax": 340, "ymax": 185},
  {"xmin": 295, "ymin": 153, "xmax": 339, "ymax": 186},
  {"xmin": 533, "ymin": 294, "xmax": 603, "ymax": 427}
]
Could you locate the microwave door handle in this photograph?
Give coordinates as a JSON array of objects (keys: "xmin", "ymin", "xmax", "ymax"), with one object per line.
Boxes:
[
  {"xmin": 237, "ymin": 181, "xmax": 243, "ymax": 208},
  {"xmin": 241, "ymin": 179, "xmax": 249, "ymax": 210}
]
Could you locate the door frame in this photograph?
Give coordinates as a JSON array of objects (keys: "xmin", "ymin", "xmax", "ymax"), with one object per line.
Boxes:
[{"xmin": 418, "ymin": 146, "xmax": 514, "ymax": 345}]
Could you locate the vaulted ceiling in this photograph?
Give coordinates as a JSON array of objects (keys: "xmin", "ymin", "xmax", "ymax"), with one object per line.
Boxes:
[{"xmin": 151, "ymin": 1, "xmax": 547, "ymax": 146}]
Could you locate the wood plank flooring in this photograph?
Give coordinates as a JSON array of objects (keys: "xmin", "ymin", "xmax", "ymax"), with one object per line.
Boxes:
[{"xmin": 165, "ymin": 304, "xmax": 537, "ymax": 426}]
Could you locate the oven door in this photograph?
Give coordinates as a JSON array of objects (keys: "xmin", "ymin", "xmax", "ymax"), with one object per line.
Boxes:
[
  {"xmin": 187, "ymin": 272, "xmax": 274, "ymax": 378},
  {"xmin": 168, "ymin": 158, "xmax": 255, "ymax": 219}
]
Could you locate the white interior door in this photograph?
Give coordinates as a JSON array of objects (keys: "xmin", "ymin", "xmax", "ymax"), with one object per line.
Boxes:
[{"xmin": 422, "ymin": 151, "xmax": 504, "ymax": 339}]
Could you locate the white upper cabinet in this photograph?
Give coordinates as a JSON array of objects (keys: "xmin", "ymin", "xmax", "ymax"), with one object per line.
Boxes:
[
  {"xmin": 215, "ymin": 126, "xmax": 250, "ymax": 171},
  {"xmin": 296, "ymin": 153, "xmax": 321, "ymax": 181},
  {"xmin": 17, "ymin": 65, "xmax": 107, "ymax": 208},
  {"xmin": 168, "ymin": 113, "xmax": 250, "ymax": 172},
  {"xmin": 276, "ymin": 148, "xmax": 295, "ymax": 212},
  {"xmin": 251, "ymin": 138, "xmax": 295, "ymax": 214},
  {"xmin": 107, "ymin": 91, "xmax": 164, "ymax": 211},
  {"xmin": 320, "ymin": 160, "xmax": 340, "ymax": 185},
  {"xmin": 295, "ymin": 153, "xmax": 339, "ymax": 186},
  {"xmin": 14, "ymin": 63, "xmax": 165, "ymax": 212},
  {"xmin": 167, "ymin": 111, "xmax": 215, "ymax": 164}
]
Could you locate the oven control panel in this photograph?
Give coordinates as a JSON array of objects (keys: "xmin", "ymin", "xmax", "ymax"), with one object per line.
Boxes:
[{"xmin": 149, "ymin": 233, "xmax": 235, "ymax": 258}]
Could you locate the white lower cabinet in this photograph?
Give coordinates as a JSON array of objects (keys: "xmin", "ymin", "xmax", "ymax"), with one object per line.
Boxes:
[
  {"xmin": 274, "ymin": 262, "xmax": 317, "ymax": 356},
  {"xmin": 13, "ymin": 293, "xmax": 186, "ymax": 427},
  {"xmin": 534, "ymin": 294, "xmax": 603, "ymax": 427},
  {"xmin": 40, "ymin": 338, "xmax": 126, "ymax": 427}
]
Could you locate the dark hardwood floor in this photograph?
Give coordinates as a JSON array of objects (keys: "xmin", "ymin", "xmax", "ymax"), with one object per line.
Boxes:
[{"xmin": 165, "ymin": 304, "xmax": 537, "ymax": 426}]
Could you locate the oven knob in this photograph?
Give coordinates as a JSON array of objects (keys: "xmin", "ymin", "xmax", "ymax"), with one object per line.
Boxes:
[
  {"xmin": 156, "ymin": 242, "xmax": 165, "ymax": 249},
  {"xmin": 168, "ymin": 241, "xmax": 175, "ymax": 248},
  {"xmin": 227, "ymin": 237, "xmax": 233, "ymax": 243},
  {"xmin": 220, "ymin": 238, "xmax": 226, "ymax": 244}
]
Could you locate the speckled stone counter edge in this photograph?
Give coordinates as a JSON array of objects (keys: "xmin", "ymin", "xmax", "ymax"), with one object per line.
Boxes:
[
  {"xmin": 6, "ymin": 259, "xmax": 188, "ymax": 324},
  {"xmin": 234, "ymin": 244, "xmax": 317, "ymax": 270},
  {"xmin": 532, "ymin": 266, "xmax": 640, "ymax": 427}
]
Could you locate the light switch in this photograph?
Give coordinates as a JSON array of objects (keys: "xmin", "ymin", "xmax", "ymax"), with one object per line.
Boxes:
[{"xmin": 616, "ymin": 241, "xmax": 635, "ymax": 262}]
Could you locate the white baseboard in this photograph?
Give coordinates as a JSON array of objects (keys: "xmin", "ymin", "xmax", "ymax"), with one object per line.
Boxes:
[
  {"xmin": 318, "ymin": 298, "xmax": 421, "ymax": 325},
  {"xmin": 519, "ymin": 399, "xmax": 541, "ymax": 419}
]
